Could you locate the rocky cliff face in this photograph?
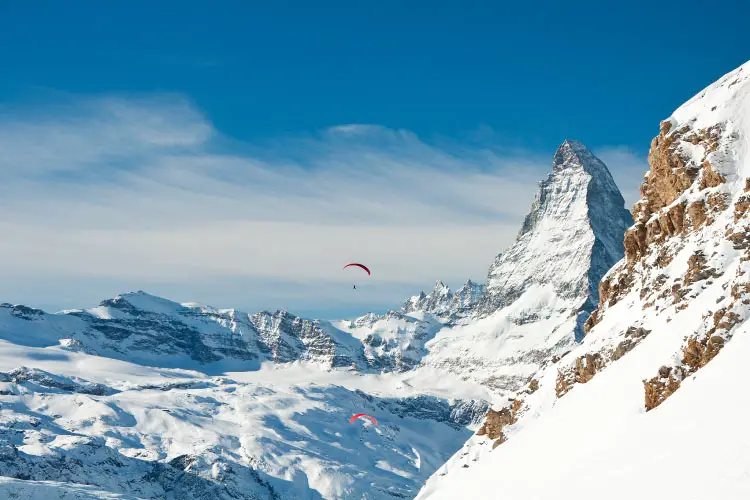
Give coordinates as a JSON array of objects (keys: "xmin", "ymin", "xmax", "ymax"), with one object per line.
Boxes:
[{"xmin": 565, "ymin": 60, "xmax": 750, "ymax": 406}]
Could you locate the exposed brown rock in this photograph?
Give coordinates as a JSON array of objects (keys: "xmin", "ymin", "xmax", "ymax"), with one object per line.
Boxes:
[
  {"xmin": 699, "ymin": 163, "xmax": 726, "ymax": 189},
  {"xmin": 716, "ymin": 311, "xmax": 742, "ymax": 331},
  {"xmin": 476, "ymin": 399, "xmax": 524, "ymax": 448},
  {"xmin": 731, "ymin": 281, "xmax": 750, "ymax": 301},
  {"xmin": 684, "ymin": 251, "xmax": 721, "ymax": 285},
  {"xmin": 727, "ymin": 228, "xmax": 750, "ymax": 252},
  {"xmin": 555, "ymin": 369, "xmax": 571, "ymax": 398},
  {"xmin": 682, "ymin": 335, "xmax": 725, "ymax": 371},
  {"xmin": 671, "ymin": 283, "xmax": 688, "ymax": 304},
  {"xmin": 612, "ymin": 327, "xmax": 650, "ymax": 361},
  {"xmin": 559, "ymin": 326, "xmax": 651, "ymax": 399},
  {"xmin": 624, "ymin": 223, "xmax": 648, "ymax": 263},
  {"xmin": 734, "ymin": 195, "xmax": 750, "ymax": 223},
  {"xmin": 644, "ymin": 369, "xmax": 681, "ymax": 411},
  {"xmin": 585, "ymin": 270, "xmax": 635, "ymax": 334},
  {"xmin": 583, "ymin": 310, "xmax": 599, "ymax": 334},
  {"xmin": 574, "ymin": 353, "xmax": 604, "ymax": 384},
  {"xmin": 706, "ymin": 192, "xmax": 730, "ymax": 222},
  {"xmin": 634, "ymin": 123, "xmax": 724, "ymax": 238},
  {"xmin": 492, "ymin": 434, "xmax": 506, "ymax": 449},
  {"xmin": 644, "ymin": 299, "xmax": 745, "ymax": 412},
  {"xmin": 687, "ymin": 200, "xmax": 707, "ymax": 228},
  {"xmin": 668, "ymin": 201, "xmax": 687, "ymax": 233},
  {"xmin": 511, "ymin": 398, "xmax": 523, "ymax": 414},
  {"xmin": 640, "ymin": 124, "xmax": 698, "ymax": 219},
  {"xmin": 654, "ymin": 246, "xmax": 674, "ymax": 267},
  {"xmin": 527, "ymin": 379, "xmax": 539, "ymax": 393}
]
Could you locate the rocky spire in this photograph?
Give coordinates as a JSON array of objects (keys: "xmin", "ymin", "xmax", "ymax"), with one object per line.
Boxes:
[{"xmin": 476, "ymin": 140, "xmax": 632, "ymax": 340}]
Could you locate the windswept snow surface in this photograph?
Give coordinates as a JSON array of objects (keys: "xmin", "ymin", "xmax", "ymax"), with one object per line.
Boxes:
[{"xmin": 418, "ymin": 321, "xmax": 750, "ymax": 500}]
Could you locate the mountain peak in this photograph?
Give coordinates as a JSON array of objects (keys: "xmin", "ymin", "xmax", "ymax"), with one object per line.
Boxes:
[
  {"xmin": 478, "ymin": 139, "xmax": 632, "ymax": 331},
  {"xmin": 552, "ymin": 139, "xmax": 607, "ymax": 176}
]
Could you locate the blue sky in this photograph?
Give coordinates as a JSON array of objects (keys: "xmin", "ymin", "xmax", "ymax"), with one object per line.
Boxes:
[{"xmin": 0, "ymin": 1, "xmax": 747, "ymax": 317}]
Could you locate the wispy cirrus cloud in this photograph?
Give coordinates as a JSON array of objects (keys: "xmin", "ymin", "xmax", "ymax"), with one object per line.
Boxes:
[{"xmin": 0, "ymin": 95, "xmax": 642, "ymax": 317}]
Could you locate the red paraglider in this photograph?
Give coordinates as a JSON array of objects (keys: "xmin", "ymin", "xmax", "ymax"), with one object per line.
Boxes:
[
  {"xmin": 343, "ymin": 263, "xmax": 371, "ymax": 276},
  {"xmin": 349, "ymin": 413, "xmax": 378, "ymax": 425}
]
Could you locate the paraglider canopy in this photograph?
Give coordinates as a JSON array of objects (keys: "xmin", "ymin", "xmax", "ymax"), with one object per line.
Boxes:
[
  {"xmin": 343, "ymin": 263, "xmax": 371, "ymax": 276},
  {"xmin": 349, "ymin": 413, "xmax": 378, "ymax": 425}
]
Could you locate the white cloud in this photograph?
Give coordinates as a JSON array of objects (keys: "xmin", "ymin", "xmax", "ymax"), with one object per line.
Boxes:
[{"xmin": 0, "ymin": 95, "xmax": 642, "ymax": 317}]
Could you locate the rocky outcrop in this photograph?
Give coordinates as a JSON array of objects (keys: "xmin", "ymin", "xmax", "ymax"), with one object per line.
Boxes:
[
  {"xmin": 556, "ymin": 326, "xmax": 650, "ymax": 398},
  {"xmin": 565, "ymin": 60, "xmax": 750, "ymax": 411},
  {"xmin": 249, "ymin": 310, "xmax": 362, "ymax": 367},
  {"xmin": 475, "ymin": 399, "xmax": 523, "ymax": 449},
  {"xmin": 351, "ymin": 310, "xmax": 443, "ymax": 372}
]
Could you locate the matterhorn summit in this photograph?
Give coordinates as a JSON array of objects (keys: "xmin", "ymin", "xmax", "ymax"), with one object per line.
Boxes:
[
  {"xmin": 418, "ymin": 139, "xmax": 632, "ymax": 392},
  {"xmin": 478, "ymin": 139, "xmax": 633, "ymax": 331}
]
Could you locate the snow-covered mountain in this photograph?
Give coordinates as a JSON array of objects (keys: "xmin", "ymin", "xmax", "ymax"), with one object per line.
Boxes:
[
  {"xmin": 417, "ymin": 60, "xmax": 750, "ymax": 500},
  {"xmin": 476, "ymin": 139, "xmax": 633, "ymax": 327},
  {"xmin": 413, "ymin": 140, "xmax": 632, "ymax": 393},
  {"xmin": 0, "ymin": 292, "xmax": 411, "ymax": 373},
  {"xmin": 0, "ymin": 292, "xmax": 499, "ymax": 499}
]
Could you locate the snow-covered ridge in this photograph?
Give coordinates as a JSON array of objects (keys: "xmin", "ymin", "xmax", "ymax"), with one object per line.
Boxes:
[
  {"xmin": 0, "ymin": 291, "xmax": 393, "ymax": 373},
  {"xmin": 400, "ymin": 280, "xmax": 485, "ymax": 319}
]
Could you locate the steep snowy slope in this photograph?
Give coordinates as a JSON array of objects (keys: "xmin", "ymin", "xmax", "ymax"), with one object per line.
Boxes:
[
  {"xmin": 418, "ymin": 60, "xmax": 750, "ymax": 499},
  {"xmin": 416, "ymin": 140, "xmax": 632, "ymax": 393},
  {"xmin": 418, "ymin": 322, "xmax": 750, "ymax": 499}
]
